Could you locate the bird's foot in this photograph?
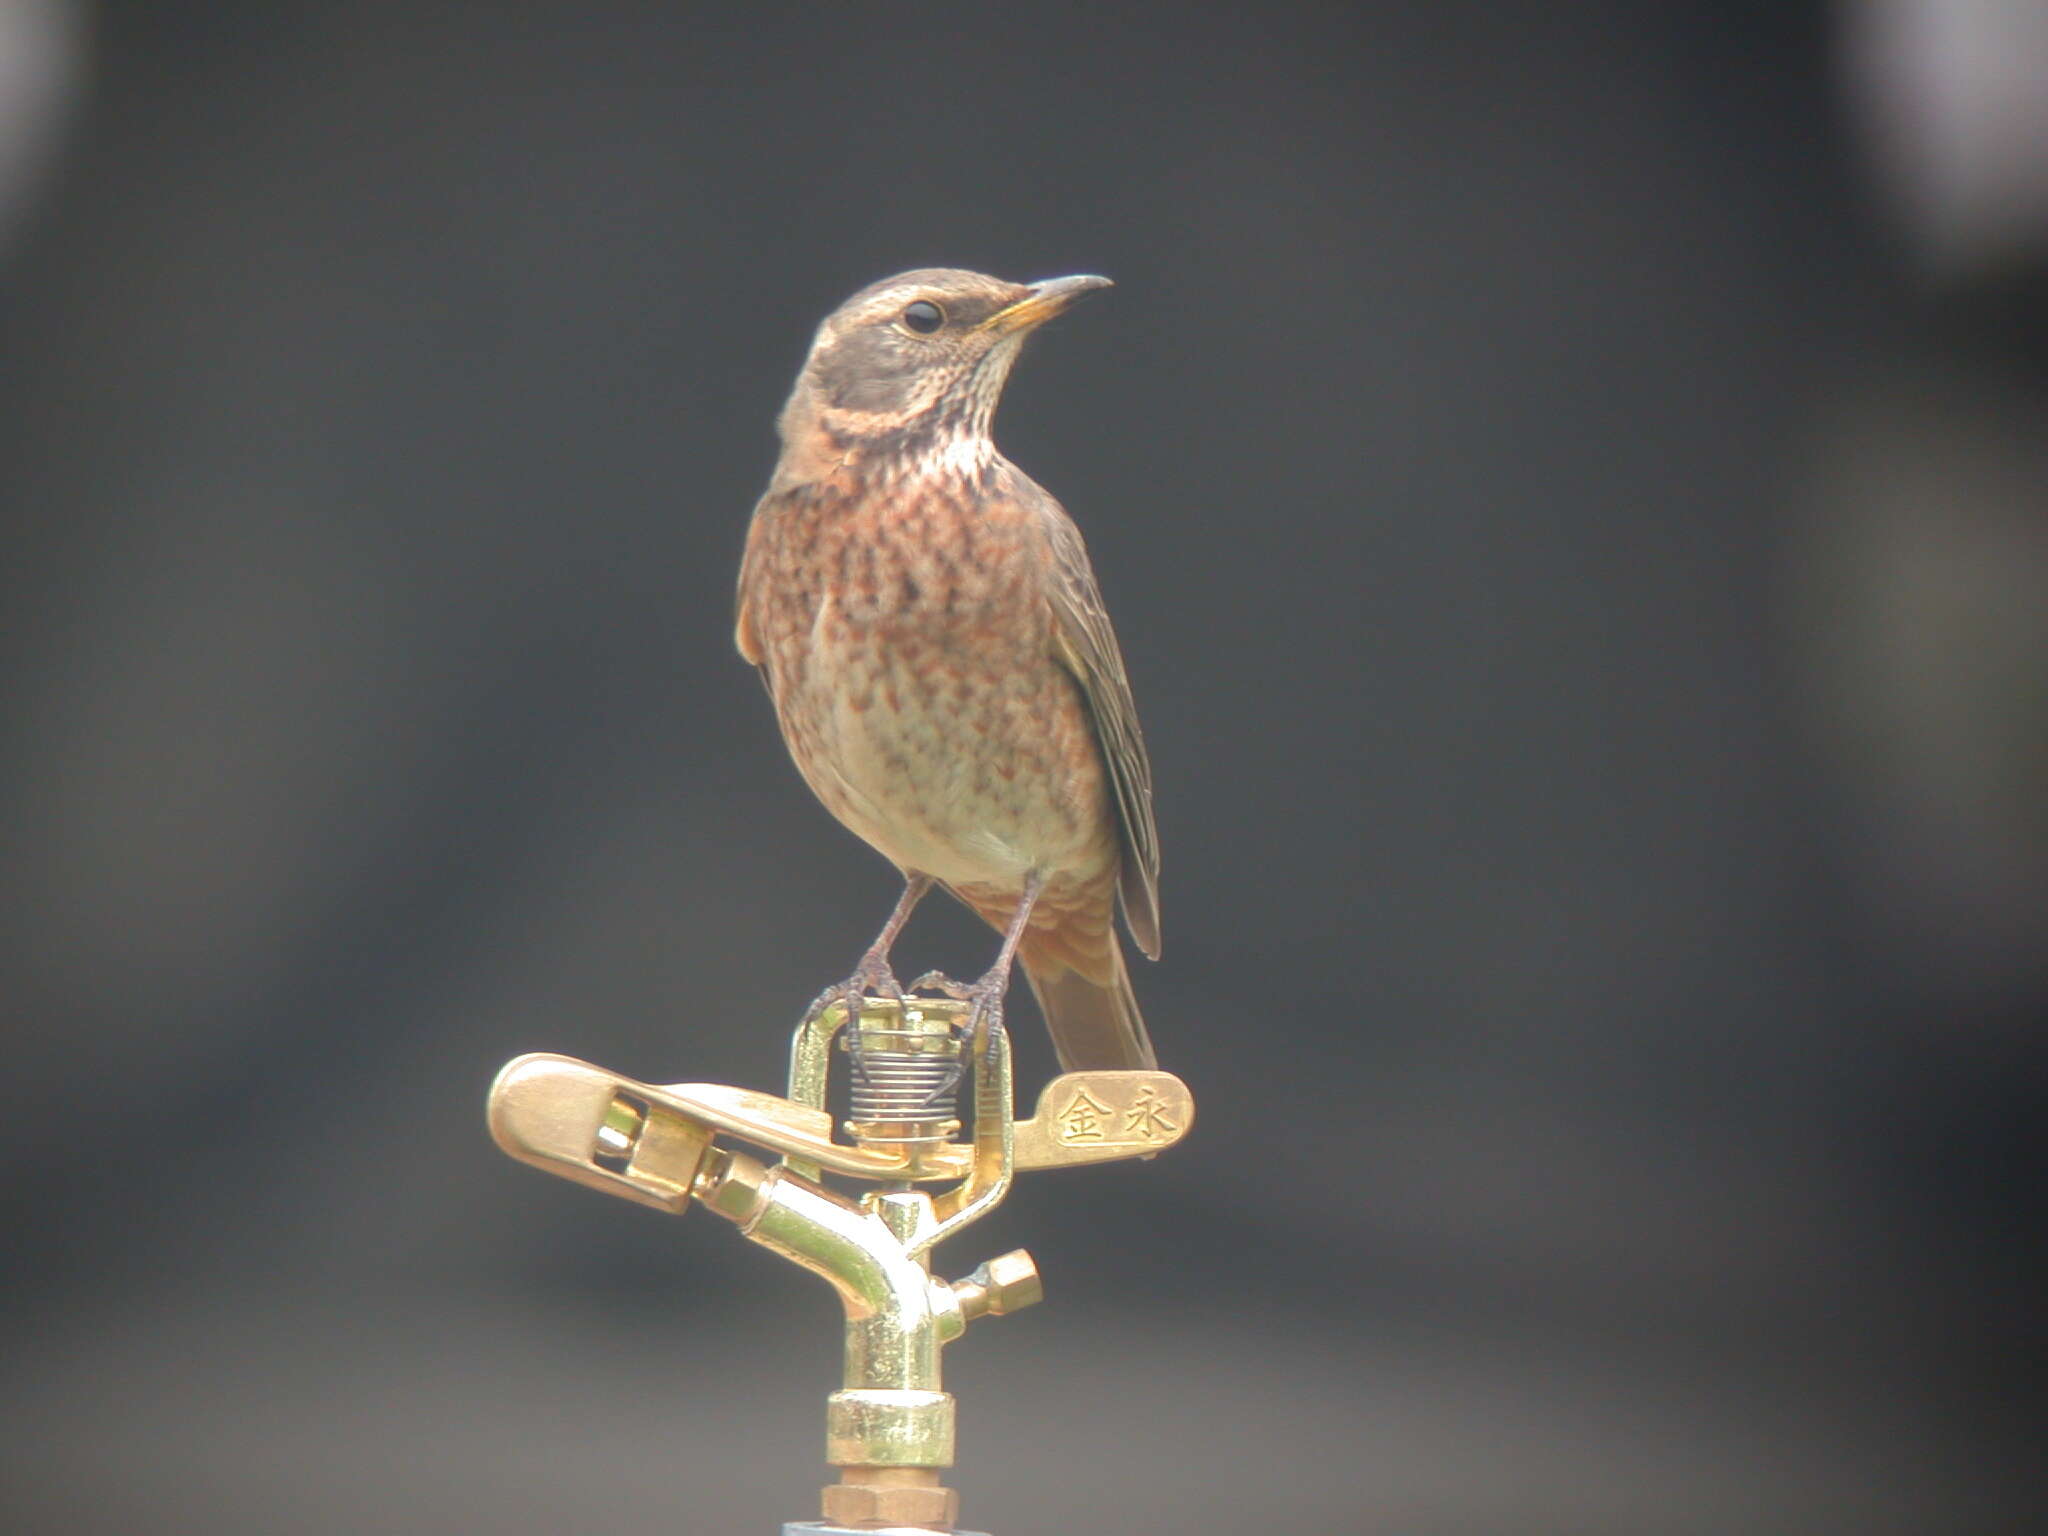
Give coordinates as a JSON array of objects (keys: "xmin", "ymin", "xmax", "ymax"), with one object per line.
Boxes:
[
  {"xmin": 904, "ymin": 967, "xmax": 1011, "ymax": 1107},
  {"xmin": 804, "ymin": 950, "xmax": 911, "ymax": 1084},
  {"xmin": 904, "ymin": 968, "xmax": 973, "ymax": 1001}
]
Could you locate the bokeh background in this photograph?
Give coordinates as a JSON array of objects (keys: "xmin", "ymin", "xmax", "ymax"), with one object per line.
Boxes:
[{"xmin": 3, "ymin": 3, "xmax": 2043, "ymax": 1532}]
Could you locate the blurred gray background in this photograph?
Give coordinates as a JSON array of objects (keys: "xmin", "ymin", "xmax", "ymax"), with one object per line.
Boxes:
[{"xmin": 2, "ymin": 2, "xmax": 2043, "ymax": 1532}]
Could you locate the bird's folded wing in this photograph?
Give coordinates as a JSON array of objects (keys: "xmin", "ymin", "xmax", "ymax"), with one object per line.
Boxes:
[{"xmin": 1041, "ymin": 496, "xmax": 1162, "ymax": 959}]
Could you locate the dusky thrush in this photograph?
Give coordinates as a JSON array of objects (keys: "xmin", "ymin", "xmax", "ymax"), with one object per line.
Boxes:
[{"xmin": 735, "ymin": 268, "xmax": 1159, "ymax": 1070}]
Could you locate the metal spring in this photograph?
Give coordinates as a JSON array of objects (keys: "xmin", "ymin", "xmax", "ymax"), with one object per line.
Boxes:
[{"xmin": 846, "ymin": 1045, "xmax": 960, "ymax": 1125}]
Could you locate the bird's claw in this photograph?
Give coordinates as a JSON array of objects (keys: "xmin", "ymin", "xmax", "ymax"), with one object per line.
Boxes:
[
  {"xmin": 803, "ymin": 951, "xmax": 912, "ymax": 1084},
  {"xmin": 905, "ymin": 969, "xmax": 972, "ymax": 1000},
  {"xmin": 962, "ymin": 976, "xmax": 1006, "ymax": 1059},
  {"xmin": 905, "ymin": 967, "xmax": 1002, "ymax": 1058},
  {"xmin": 903, "ymin": 968, "xmax": 1010, "ymax": 1109}
]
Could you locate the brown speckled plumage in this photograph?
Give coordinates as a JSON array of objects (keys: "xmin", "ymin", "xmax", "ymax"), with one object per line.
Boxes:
[{"xmin": 736, "ymin": 268, "xmax": 1158, "ymax": 1070}]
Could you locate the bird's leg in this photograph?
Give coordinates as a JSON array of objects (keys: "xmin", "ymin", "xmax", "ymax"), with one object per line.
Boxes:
[
  {"xmin": 803, "ymin": 873, "xmax": 933, "ymax": 1078},
  {"xmin": 964, "ymin": 871, "xmax": 1043, "ymax": 1052},
  {"xmin": 917, "ymin": 872, "xmax": 1045, "ymax": 1104}
]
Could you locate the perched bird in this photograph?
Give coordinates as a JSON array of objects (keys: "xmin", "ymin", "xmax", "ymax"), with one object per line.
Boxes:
[{"xmin": 735, "ymin": 268, "xmax": 1159, "ymax": 1070}]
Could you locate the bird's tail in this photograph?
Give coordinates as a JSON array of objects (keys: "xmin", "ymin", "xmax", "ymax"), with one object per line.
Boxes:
[{"xmin": 1022, "ymin": 936, "xmax": 1157, "ymax": 1072}]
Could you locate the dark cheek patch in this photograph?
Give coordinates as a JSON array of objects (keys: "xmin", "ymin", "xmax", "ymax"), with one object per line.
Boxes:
[{"xmin": 820, "ymin": 330, "xmax": 922, "ymax": 413}]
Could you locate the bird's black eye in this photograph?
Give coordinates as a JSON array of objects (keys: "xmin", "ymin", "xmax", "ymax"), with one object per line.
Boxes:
[{"xmin": 900, "ymin": 300, "xmax": 944, "ymax": 334}]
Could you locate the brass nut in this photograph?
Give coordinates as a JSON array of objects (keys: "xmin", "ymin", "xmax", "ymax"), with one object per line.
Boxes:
[
  {"xmin": 696, "ymin": 1148, "xmax": 772, "ymax": 1224},
  {"xmin": 973, "ymin": 1249, "xmax": 1043, "ymax": 1316},
  {"xmin": 821, "ymin": 1479, "xmax": 959, "ymax": 1530}
]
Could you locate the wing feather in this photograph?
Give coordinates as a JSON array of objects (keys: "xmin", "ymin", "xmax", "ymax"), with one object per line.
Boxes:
[{"xmin": 1036, "ymin": 488, "xmax": 1162, "ymax": 959}]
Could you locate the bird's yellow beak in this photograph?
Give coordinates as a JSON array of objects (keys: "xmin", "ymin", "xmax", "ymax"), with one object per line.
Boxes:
[{"xmin": 981, "ymin": 274, "xmax": 1114, "ymax": 334}]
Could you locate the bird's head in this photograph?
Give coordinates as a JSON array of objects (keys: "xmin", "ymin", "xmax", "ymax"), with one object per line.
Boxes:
[{"xmin": 775, "ymin": 267, "xmax": 1111, "ymax": 482}]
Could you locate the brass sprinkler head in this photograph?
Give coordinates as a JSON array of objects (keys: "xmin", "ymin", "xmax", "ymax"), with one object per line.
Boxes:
[{"xmin": 487, "ymin": 993, "xmax": 1193, "ymax": 1534}]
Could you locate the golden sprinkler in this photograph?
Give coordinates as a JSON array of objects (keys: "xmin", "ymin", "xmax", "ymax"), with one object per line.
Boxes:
[{"xmin": 487, "ymin": 997, "xmax": 1194, "ymax": 1534}]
